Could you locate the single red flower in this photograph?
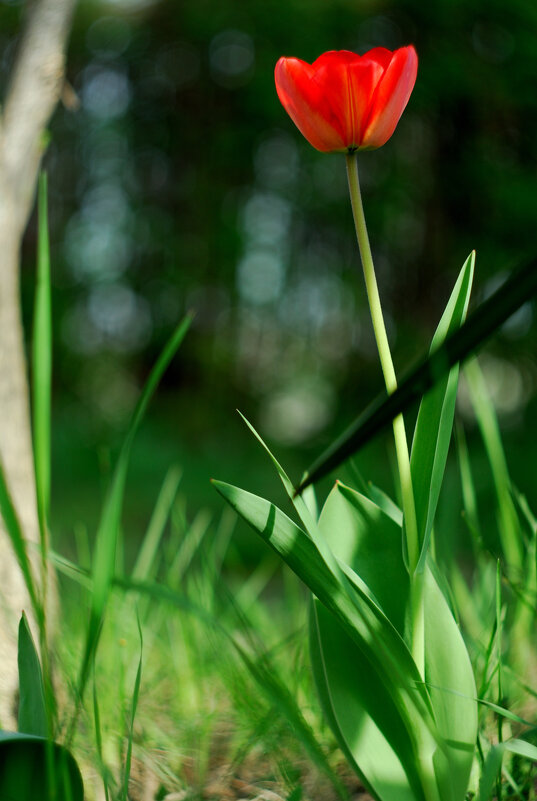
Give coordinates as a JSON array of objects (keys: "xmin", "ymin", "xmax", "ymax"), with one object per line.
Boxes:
[{"xmin": 274, "ymin": 46, "xmax": 418, "ymax": 153}]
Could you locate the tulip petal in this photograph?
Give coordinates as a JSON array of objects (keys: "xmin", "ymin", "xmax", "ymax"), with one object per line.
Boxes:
[
  {"xmin": 312, "ymin": 51, "xmax": 387, "ymax": 147},
  {"xmin": 275, "ymin": 57, "xmax": 348, "ymax": 152},
  {"xmin": 361, "ymin": 46, "xmax": 418, "ymax": 149}
]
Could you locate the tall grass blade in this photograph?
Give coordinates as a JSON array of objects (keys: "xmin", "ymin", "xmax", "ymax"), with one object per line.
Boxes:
[
  {"xmin": 131, "ymin": 466, "xmax": 181, "ymax": 581},
  {"xmin": 32, "ymin": 172, "xmax": 52, "ymax": 558},
  {"xmin": 93, "ymin": 669, "xmax": 111, "ymax": 801},
  {"xmin": 478, "ymin": 739, "xmax": 537, "ymax": 801},
  {"xmin": 121, "ymin": 616, "xmax": 143, "ymax": 801},
  {"xmin": 297, "ymin": 257, "xmax": 537, "ymax": 494},
  {"xmin": 464, "ymin": 358, "xmax": 523, "ymax": 572},
  {"xmin": 455, "ymin": 422, "xmax": 482, "ymax": 550},
  {"xmin": 76, "ymin": 314, "xmax": 192, "ymax": 720},
  {"xmin": 496, "ymin": 560, "xmax": 504, "ymax": 801},
  {"xmin": 222, "ymin": 587, "xmax": 348, "ymax": 800}
]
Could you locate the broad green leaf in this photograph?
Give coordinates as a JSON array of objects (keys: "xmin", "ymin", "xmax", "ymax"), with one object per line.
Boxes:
[
  {"xmin": 310, "ymin": 483, "xmax": 476, "ymax": 801},
  {"xmin": 411, "ymin": 252, "xmax": 474, "ymax": 570},
  {"xmin": 422, "ymin": 567, "xmax": 477, "ymax": 801},
  {"xmin": 237, "ymin": 415, "xmax": 362, "ymax": 611},
  {"xmin": 310, "ymin": 599, "xmax": 424, "ymax": 801},
  {"xmin": 0, "ymin": 732, "xmax": 83, "ymax": 801},
  {"xmin": 365, "ymin": 483, "xmax": 403, "ymax": 527},
  {"xmin": 318, "ymin": 483, "xmax": 410, "ymax": 636},
  {"xmin": 17, "ymin": 614, "xmax": 47, "ymax": 737},
  {"xmin": 238, "ymin": 412, "xmax": 320, "ymax": 537},
  {"xmin": 297, "ymin": 255, "xmax": 537, "ymax": 495},
  {"xmin": 309, "ymin": 486, "xmax": 421, "ymax": 801},
  {"xmin": 212, "ymin": 480, "xmax": 442, "ymax": 787}
]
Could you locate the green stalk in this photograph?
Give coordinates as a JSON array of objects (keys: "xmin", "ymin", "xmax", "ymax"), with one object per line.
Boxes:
[{"xmin": 345, "ymin": 151, "xmax": 423, "ymax": 672}]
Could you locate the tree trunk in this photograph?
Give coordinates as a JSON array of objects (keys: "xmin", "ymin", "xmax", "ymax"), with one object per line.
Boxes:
[
  {"xmin": 0, "ymin": 209, "xmax": 38, "ymax": 726},
  {"xmin": 0, "ymin": 0, "xmax": 75, "ymax": 727}
]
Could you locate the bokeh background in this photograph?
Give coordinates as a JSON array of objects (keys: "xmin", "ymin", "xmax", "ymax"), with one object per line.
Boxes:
[{"xmin": 1, "ymin": 0, "xmax": 536, "ymax": 564}]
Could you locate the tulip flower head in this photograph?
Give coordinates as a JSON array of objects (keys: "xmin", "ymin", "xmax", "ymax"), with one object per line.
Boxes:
[{"xmin": 274, "ymin": 46, "xmax": 418, "ymax": 153}]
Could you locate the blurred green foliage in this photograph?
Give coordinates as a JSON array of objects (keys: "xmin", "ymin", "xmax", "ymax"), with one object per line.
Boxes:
[{"xmin": 0, "ymin": 0, "xmax": 536, "ymax": 552}]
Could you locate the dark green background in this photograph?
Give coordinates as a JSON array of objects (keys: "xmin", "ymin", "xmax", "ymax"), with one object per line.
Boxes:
[{"xmin": 1, "ymin": 0, "xmax": 536, "ymax": 563}]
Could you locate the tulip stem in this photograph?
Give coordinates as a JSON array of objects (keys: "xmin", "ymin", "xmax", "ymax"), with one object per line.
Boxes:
[{"xmin": 345, "ymin": 151, "xmax": 423, "ymax": 673}]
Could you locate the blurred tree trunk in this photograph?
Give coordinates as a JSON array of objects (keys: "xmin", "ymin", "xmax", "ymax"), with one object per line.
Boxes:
[{"xmin": 0, "ymin": 0, "xmax": 75, "ymax": 727}]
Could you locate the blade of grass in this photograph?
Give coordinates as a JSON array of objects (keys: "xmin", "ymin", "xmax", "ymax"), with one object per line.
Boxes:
[
  {"xmin": 455, "ymin": 422, "xmax": 482, "ymax": 551},
  {"xmin": 32, "ymin": 172, "xmax": 52, "ymax": 569},
  {"xmin": 131, "ymin": 466, "xmax": 182, "ymax": 582},
  {"xmin": 464, "ymin": 358, "xmax": 523, "ymax": 572},
  {"xmin": 31, "ymin": 172, "xmax": 57, "ymax": 747},
  {"xmin": 121, "ymin": 616, "xmax": 143, "ymax": 801},
  {"xmin": 297, "ymin": 257, "xmax": 537, "ymax": 495},
  {"xmin": 223, "ymin": 582, "xmax": 348, "ymax": 799},
  {"xmin": 478, "ymin": 739, "xmax": 537, "ymax": 801},
  {"xmin": 117, "ymin": 574, "xmax": 348, "ymax": 800},
  {"xmin": 93, "ymin": 664, "xmax": 111, "ymax": 801},
  {"xmin": 167, "ymin": 507, "xmax": 212, "ymax": 586},
  {"xmin": 71, "ymin": 313, "xmax": 192, "ymax": 740},
  {"xmin": 496, "ymin": 560, "xmax": 504, "ymax": 801},
  {"xmin": 48, "ymin": 550, "xmax": 92, "ymax": 591}
]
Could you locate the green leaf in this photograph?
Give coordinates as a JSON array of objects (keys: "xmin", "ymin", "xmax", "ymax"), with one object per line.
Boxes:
[
  {"xmin": 32, "ymin": 172, "xmax": 52, "ymax": 556},
  {"xmin": 17, "ymin": 614, "xmax": 47, "ymax": 737},
  {"xmin": 309, "ymin": 483, "xmax": 476, "ymax": 801},
  {"xmin": 478, "ymin": 739, "xmax": 537, "ymax": 801},
  {"xmin": 115, "ymin": 572, "xmax": 347, "ymax": 799},
  {"xmin": 318, "ymin": 483, "xmax": 410, "ymax": 636},
  {"xmin": 296, "ymin": 256, "xmax": 537, "ymax": 495},
  {"xmin": 231, "ymin": 624, "xmax": 349, "ymax": 800},
  {"xmin": 411, "ymin": 252, "xmax": 474, "ymax": 569},
  {"xmin": 364, "ymin": 483, "xmax": 403, "ymax": 527},
  {"xmin": 0, "ymin": 732, "xmax": 83, "ymax": 801},
  {"xmin": 121, "ymin": 616, "xmax": 143, "ymax": 801},
  {"xmin": 455, "ymin": 422, "xmax": 483, "ymax": 551},
  {"xmin": 212, "ymin": 480, "xmax": 443, "ymax": 789},
  {"xmin": 76, "ymin": 314, "xmax": 192, "ymax": 720},
  {"xmin": 310, "ymin": 599, "xmax": 423, "ymax": 801},
  {"xmin": 422, "ymin": 567, "xmax": 477, "ymax": 801},
  {"xmin": 464, "ymin": 358, "xmax": 523, "ymax": 572},
  {"xmin": 91, "ymin": 314, "xmax": 192, "ymax": 619},
  {"xmin": 308, "ymin": 487, "xmax": 421, "ymax": 801},
  {"xmin": 131, "ymin": 466, "xmax": 182, "ymax": 582}
]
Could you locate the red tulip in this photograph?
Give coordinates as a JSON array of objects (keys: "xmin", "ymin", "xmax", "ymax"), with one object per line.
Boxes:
[{"xmin": 274, "ymin": 46, "xmax": 418, "ymax": 153}]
